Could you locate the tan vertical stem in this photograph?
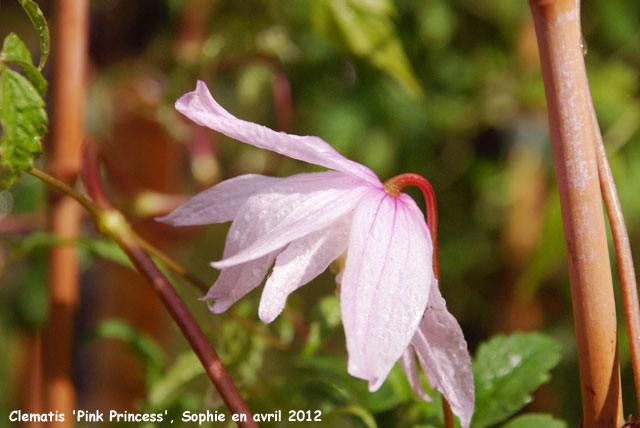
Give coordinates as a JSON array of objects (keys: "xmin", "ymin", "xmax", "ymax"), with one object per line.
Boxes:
[
  {"xmin": 528, "ymin": 0, "xmax": 623, "ymax": 426},
  {"xmin": 43, "ymin": 0, "xmax": 88, "ymax": 425},
  {"xmin": 20, "ymin": 332, "xmax": 43, "ymax": 428}
]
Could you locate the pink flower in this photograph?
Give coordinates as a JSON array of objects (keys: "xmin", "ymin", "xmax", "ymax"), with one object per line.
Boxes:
[{"xmin": 160, "ymin": 81, "xmax": 474, "ymax": 427}]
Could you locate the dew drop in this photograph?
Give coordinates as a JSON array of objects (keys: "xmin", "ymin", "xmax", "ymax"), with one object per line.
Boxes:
[{"xmin": 580, "ymin": 34, "xmax": 588, "ymax": 56}]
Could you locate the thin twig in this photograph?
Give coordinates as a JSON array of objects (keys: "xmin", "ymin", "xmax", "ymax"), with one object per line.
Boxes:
[
  {"xmin": 29, "ymin": 168, "xmax": 99, "ymax": 218},
  {"xmin": 589, "ymin": 90, "xmax": 640, "ymax": 411},
  {"xmin": 131, "ymin": 231, "xmax": 210, "ymax": 292}
]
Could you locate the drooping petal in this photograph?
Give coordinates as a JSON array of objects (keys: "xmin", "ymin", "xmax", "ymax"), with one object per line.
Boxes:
[
  {"xmin": 201, "ymin": 174, "xmax": 309, "ymax": 312},
  {"xmin": 400, "ymin": 348, "xmax": 432, "ymax": 402},
  {"xmin": 175, "ymin": 81, "xmax": 381, "ymax": 186},
  {"xmin": 202, "ymin": 252, "xmax": 277, "ymax": 313},
  {"xmin": 212, "ymin": 171, "xmax": 369, "ymax": 269},
  {"xmin": 341, "ymin": 190, "xmax": 433, "ymax": 391},
  {"xmin": 258, "ymin": 215, "xmax": 351, "ymax": 324},
  {"xmin": 158, "ymin": 174, "xmax": 282, "ymax": 226},
  {"xmin": 411, "ymin": 284, "xmax": 475, "ymax": 428}
]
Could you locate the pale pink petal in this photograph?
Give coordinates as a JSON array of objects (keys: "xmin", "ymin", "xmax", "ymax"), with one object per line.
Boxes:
[
  {"xmin": 412, "ymin": 284, "xmax": 475, "ymax": 428},
  {"xmin": 158, "ymin": 174, "xmax": 282, "ymax": 226},
  {"xmin": 202, "ymin": 252, "xmax": 277, "ymax": 313},
  {"xmin": 176, "ymin": 81, "xmax": 380, "ymax": 186},
  {"xmin": 258, "ymin": 215, "xmax": 351, "ymax": 323},
  {"xmin": 341, "ymin": 190, "xmax": 433, "ymax": 391},
  {"xmin": 212, "ymin": 171, "xmax": 369, "ymax": 269},
  {"xmin": 401, "ymin": 348, "xmax": 432, "ymax": 402},
  {"xmin": 200, "ymin": 173, "xmax": 305, "ymax": 312}
]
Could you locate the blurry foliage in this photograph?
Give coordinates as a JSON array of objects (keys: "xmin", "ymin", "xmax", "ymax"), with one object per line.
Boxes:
[{"xmin": 1, "ymin": 0, "xmax": 640, "ymax": 426}]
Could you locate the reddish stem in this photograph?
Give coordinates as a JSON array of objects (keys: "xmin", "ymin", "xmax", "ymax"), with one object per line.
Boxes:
[
  {"xmin": 81, "ymin": 141, "xmax": 111, "ymax": 210},
  {"xmin": 384, "ymin": 173, "xmax": 439, "ymax": 279},
  {"xmin": 590, "ymin": 94, "xmax": 640, "ymax": 411},
  {"xmin": 79, "ymin": 148, "xmax": 259, "ymax": 426},
  {"xmin": 109, "ymin": 226, "xmax": 258, "ymax": 427},
  {"xmin": 271, "ymin": 71, "xmax": 293, "ymax": 133}
]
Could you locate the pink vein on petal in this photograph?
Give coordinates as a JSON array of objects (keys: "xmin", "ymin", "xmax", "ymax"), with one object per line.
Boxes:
[{"xmin": 212, "ymin": 173, "xmax": 369, "ymax": 269}]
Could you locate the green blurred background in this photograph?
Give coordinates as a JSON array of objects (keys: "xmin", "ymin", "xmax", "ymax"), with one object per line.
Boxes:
[{"xmin": 1, "ymin": 0, "xmax": 639, "ymax": 426}]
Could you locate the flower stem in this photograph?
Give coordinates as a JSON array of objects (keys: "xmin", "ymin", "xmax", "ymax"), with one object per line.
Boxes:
[
  {"xmin": 29, "ymin": 168, "xmax": 99, "ymax": 218},
  {"xmin": 29, "ymin": 167, "xmax": 259, "ymax": 426},
  {"xmin": 528, "ymin": 0, "xmax": 623, "ymax": 425},
  {"xmin": 384, "ymin": 173, "xmax": 439, "ymax": 278},
  {"xmin": 100, "ymin": 212, "xmax": 258, "ymax": 427}
]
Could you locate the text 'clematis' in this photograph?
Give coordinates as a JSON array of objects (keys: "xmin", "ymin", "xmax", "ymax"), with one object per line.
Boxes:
[{"xmin": 160, "ymin": 81, "xmax": 474, "ymax": 427}]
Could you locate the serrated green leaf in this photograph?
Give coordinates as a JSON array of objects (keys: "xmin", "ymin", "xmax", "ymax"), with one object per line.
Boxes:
[
  {"xmin": 0, "ymin": 33, "xmax": 46, "ymax": 96},
  {"xmin": 501, "ymin": 413, "xmax": 568, "ymax": 428},
  {"xmin": 149, "ymin": 351, "xmax": 205, "ymax": 407},
  {"xmin": 17, "ymin": 0, "xmax": 50, "ymax": 70},
  {"xmin": 0, "ymin": 68, "xmax": 47, "ymax": 189},
  {"xmin": 472, "ymin": 333, "xmax": 562, "ymax": 428},
  {"xmin": 87, "ymin": 319, "xmax": 167, "ymax": 383},
  {"xmin": 1, "ymin": 33, "xmax": 32, "ymax": 64}
]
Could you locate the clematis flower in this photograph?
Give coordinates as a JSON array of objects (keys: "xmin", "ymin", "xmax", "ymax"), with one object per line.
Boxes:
[{"xmin": 160, "ymin": 81, "xmax": 474, "ymax": 427}]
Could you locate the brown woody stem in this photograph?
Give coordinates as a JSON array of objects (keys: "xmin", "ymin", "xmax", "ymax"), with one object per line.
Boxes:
[{"xmin": 528, "ymin": 0, "xmax": 623, "ymax": 426}]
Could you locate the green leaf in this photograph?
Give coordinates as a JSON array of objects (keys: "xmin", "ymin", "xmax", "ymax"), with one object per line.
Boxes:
[
  {"xmin": 1, "ymin": 33, "xmax": 32, "ymax": 64},
  {"xmin": 472, "ymin": 332, "xmax": 562, "ymax": 428},
  {"xmin": 17, "ymin": 0, "xmax": 50, "ymax": 70},
  {"xmin": 501, "ymin": 414, "xmax": 568, "ymax": 428},
  {"xmin": 0, "ymin": 65, "xmax": 47, "ymax": 189},
  {"xmin": 87, "ymin": 319, "xmax": 167, "ymax": 383},
  {"xmin": 0, "ymin": 34, "xmax": 47, "ymax": 97}
]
